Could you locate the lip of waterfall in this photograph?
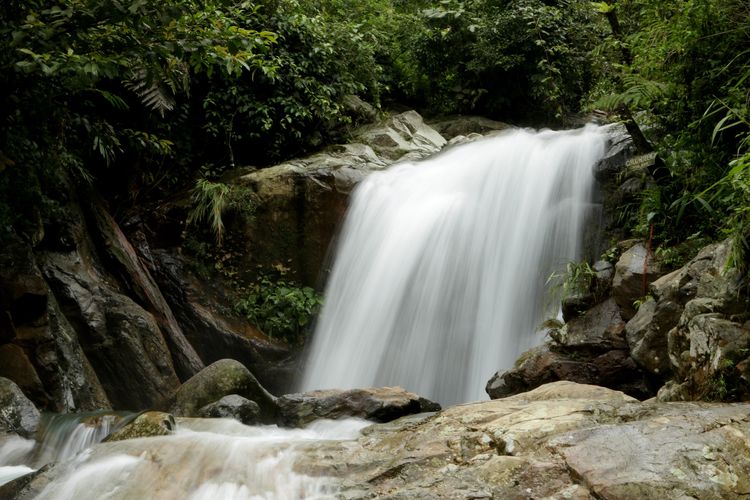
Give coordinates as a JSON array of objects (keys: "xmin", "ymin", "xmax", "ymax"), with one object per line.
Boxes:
[
  {"xmin": 7, "ymin": 417, "xmax": 370, "ymax": 500},
  {"xmin": 301, "ymin": 124, "xmax": 609, "ymax": 405}
]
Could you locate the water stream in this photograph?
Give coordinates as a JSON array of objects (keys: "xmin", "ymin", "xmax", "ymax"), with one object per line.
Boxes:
[
  {"xmin": 0, "ymin": 413, "xmax": 369, "ymax": 498},
  {"xmin": 302, "ymin": 125, "xmax": 608, "ymax": 404}
]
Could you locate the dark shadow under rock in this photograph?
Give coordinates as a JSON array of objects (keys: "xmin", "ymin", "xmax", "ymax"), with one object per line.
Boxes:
[{"xmin": 277, "ymin": 387, "xmax": 440, "ymax": 427}]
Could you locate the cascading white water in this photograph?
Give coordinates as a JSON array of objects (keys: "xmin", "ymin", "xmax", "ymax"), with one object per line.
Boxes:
[
  {"xmin": 0, "ymin": 412, "xmax": 125, "ymax": 487},
  {"xmin": 29, "ymin": 418, "xmax": 369, "ymax": 500},
  {"xmin": 302, "ymin": 125, "xmax": 608, "ymax": 404}
]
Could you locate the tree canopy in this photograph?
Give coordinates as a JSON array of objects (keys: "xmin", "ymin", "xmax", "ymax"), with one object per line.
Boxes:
[{"xmin": 0, "ymin": 0, "xmax": 749, "ymax": 271}]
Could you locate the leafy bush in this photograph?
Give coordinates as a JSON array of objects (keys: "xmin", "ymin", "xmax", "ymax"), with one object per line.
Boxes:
[{"xmin": 235, "ymin": 277, "xmax": 323, "ymax": 344}]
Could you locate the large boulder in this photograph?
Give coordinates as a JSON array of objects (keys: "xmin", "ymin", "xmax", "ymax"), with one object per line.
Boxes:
[
  {"xmin": 277, "ymin": 387, "xmax": 440, "ymax": 427},
  {"xmin": 557, "ymin": 298, "xmax": 628, "ymax": 352},
  {"xmin": 0, "ymin": 377, "xmax": 40, "ymax": 438},
  {"xmin": 488, "ymin": 298, "xmax": 653, "ymax": 400},
  {"xmin": 170, "ymin": 359, "xmax": 278, "ymax": 422},
  {"xmin": 625, "ymin": 296, "xmax": 682, "ymax": 376},
  {"xmin": 612, "ymin": 242, "xmax": 663, "ymax": 320}
]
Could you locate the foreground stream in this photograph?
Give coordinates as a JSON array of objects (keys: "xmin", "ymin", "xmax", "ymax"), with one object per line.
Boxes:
[{"xmin": 0, "ymin": 414, "xmax": 369, "ymax": 499}]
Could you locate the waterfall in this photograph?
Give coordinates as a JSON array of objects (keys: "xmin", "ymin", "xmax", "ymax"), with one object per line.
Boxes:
[{"xmin": 301, "ymin": 125, "xmax": 608, "ymax": 405}]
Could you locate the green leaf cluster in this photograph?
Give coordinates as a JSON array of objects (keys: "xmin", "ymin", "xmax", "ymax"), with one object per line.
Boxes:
[{"xmin": 235, "ymin": 277, "xmax": 323, "ymax": 344}]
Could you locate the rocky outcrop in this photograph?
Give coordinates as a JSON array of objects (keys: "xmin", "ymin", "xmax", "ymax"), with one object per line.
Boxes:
[
  {"xmin": 296, "ymin": 381, "xmax": 750, "ymax": 499},
  {"xmin": 147, "ymin": 250, "xmax": 295, "ymax": 395},
  {"xmin": 0, "ymin": 233, "xmax": 109, "ymax": 412},
  {"xmin": 647, "ymin": 239, "xmax": 750, "ymax": 401},
  {"xmin": 0, "ymin": 191, "xmax": 207, "ymax": 411},
  {"xmin": 42, "ymin": 251, "xmax": 181, "ymax": 410},
  {"xmin": 427, "ymin": 115, "xmax": 510, "ymax": 141},
  {"xmin": 277, "ymin": 387, "xmax": 440, "ymax": 427},
  {"xmin": 488, "ymin": 298, "xmax": 654, "ymax": 399},
  {"xmin": 233, "ymin": 110, "xmax": 448, "ymax": 286},
  {"xmin": 593, "ymin": 123, "xmax": 637, "ymax": 182},
  {"xmin": 0, "ymin": 377, "xmax": 40, "ymax": 438},
  {"xmin": 170, "ymin": 359, "xmax": 278, "ymax": 422}
]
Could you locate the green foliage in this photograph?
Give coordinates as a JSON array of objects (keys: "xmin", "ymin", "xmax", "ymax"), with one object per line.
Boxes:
[
  {"xmin": 590, "ymin": 0, "xmax": 750, "ymax": 274},
  {"xmin": 235, "ymin": 277, "xmax": 323, "ymax": 344},
  {"xmin": 388, "ymin": 0, "xmax": 604, "ymax": 122}
]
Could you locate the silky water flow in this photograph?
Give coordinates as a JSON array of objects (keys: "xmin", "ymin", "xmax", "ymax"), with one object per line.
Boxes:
[{"xmin": 302, "ymin": 125, "xmax": 608, "ymax": 405}]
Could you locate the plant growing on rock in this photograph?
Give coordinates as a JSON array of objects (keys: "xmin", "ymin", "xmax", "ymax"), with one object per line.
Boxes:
[
  {"xmin": 187, "ymin": 179, "xmax": 257, "ymax": 244},
  {"xmin": 546, "ymin": 260, "xmax": 597, "ymax": 299},
  {"xmin": 235, "ymin": 276, "xmax": 323, "ymax": 344}
]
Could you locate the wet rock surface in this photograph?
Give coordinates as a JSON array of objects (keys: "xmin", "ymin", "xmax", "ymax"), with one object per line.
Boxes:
[
  {"xmin": 105, "ymin": 411, "xmax": 175, "ymax": 442},
  {"xmin": 488, "ymin": 298, "xmax": 653, "ymax": 400},
  {"xmin": 196, "ymin": 394, "xmax": 261, "ymax": 425},
  {"xmin": 0, "ymin": 377, "xmax": 40, "ymax": 438}
]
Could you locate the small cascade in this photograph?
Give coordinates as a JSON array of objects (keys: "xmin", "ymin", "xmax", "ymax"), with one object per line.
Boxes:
[
  {"xmin": 28, "ymin": 418, "xmax": 369, "ymax": 500},
  {"xmin": 0, "ymin": 411, "xmax": 128, "ymax": 487},
  {"xmin": 34, "ymin": 412, "xmax": 123, "ymax": 465},
  {"xmin": 302, "ymin": 125, "xmax": 608, "ymax": 404}
]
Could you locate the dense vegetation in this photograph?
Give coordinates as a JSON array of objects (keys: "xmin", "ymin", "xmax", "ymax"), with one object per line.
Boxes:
[{"xmin": 1, "ymin": 0, "xmax": 749, "ymax": 297}]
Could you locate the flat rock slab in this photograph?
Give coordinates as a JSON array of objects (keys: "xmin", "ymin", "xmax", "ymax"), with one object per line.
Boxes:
[{"xmin": 294, "ymin": 381, "xmax": 750, "ymax": 499}]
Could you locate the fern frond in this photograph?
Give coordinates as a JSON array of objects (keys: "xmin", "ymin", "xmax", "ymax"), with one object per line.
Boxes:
[
  {"xmin": 124, "ymin": 69, "xmax": 176, "ymax": 116},
  {"xmin": 594, "ymin": 75, "xmax": 668, "ymax": 111}
]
